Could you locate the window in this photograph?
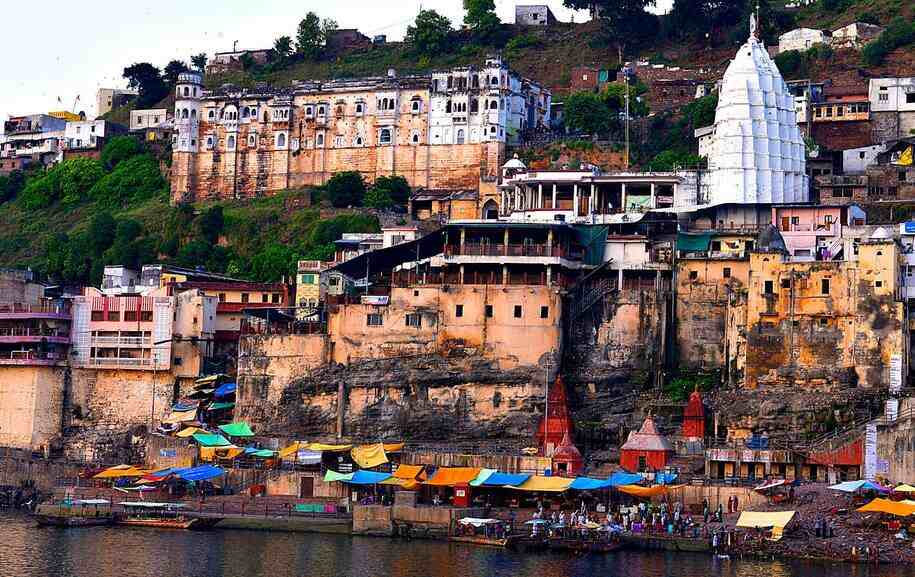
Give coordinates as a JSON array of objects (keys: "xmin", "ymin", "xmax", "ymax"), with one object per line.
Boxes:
[
  {"xmin": 513, "ymin": 305, "xmax": 522, "ymax": 318},
  {"xmin": 227, "ymin": 135, "xmax": 236, "ymax": 150},
  {"xmin": 208, "ymin": 110, "xmax": 215, "ymax": 119},
  {"xmin": 355, "ymin": 136, "xmax": 364, "ymax": 146},
  {"xmin": 456, "ymin": 129, "xmax": 465, "ymax": 144},
  {"xmin": 485, "ymin": 304, "xmax": 493, "ymax": 318},
  {"xmin": 411, "ymin": 132, "xmax": 420, "ymax": 144},
  {"xmin": 248, "ymin": 134, "xmax": 256, "ymax": 147},
  {"xmin": 723, "ymin": 267, "xmax": 731, "ymax": 279},
  {"xmin": 819, "ymin": 317, "xmax": 828, "ymax": 327},
  {"xmin": 124, "ymin": 310, "xmax": 137, "ymax": 322},
  {"xmin": 907, "ymin": 93, "xmax": 915, "ymax": 104},
  {"xmin": 764, "ymin": 280, "xmax": 774, "ymax": 294},
  {"xmin": 367, "ymin": 313, "xmax": 383, "ymax": 326},
  {"xmin": 218, "ymin": 293, "xmax": 226, "ymax": 302},
  {"xmin": 540, "ymin": 306, "xmax": 549, "ymax": 319},
  {"xmin": 206, "ymin": 136, "xmax": 214, "ymax": 149},
  {"xmin": 316, "ymin": 133, "xmax": 324, "ymax": 147},
  {"xmin": 107, "ymin": 310, "xmax": 120, "ymax": 321},
  {"xmin": 241, "ymin": 293, "xmax": 249, "ymax": 303},
  {"xmin": 638, "ymin": 456, "xmax": 647, "ymax": 472},
  {"xmin": 879, "ymin": 93, "xmax": 888, "ymax": 102},
  {"xmin": 821, "ymin": 278, "xmax": 830, "ymax": 295},
  {"xmin": 317, "ymin": 105, "xmax": 326, "ymax": 116},
  {"xmin": 405, "ymin": 313, "xmax": 422, "ymax": 328},
  {"xmin": 379, "ymin": 128, "xmax": 392, "ymax": 145},
  {"xmin": 272, "ymin": 294, "xmax": 280, "ymax": 304},
  {"xmin": 455, "ymin": 304, "xmax": 464, "ymax": 318},
  {"xmin": 781, "ymin": 278, "xmax": 791, "ymax": 289},
  {"xmin": 91, "ymin": 311, "xmax": 104, "ymax": 321},
  {"xmin": 300, "ymin": 274, "xmax": 315, "ymax": 284},
  {"xmin": 689, "ymin": 271, "xmax": 698, "ymax": 281},
  {"xmin": 355, "ymin": 102, "xmax": 364, "ymax": 115},
  {"xmin": 262, "ymin": 294, "xmax": 269, "ymax": 303},
  {"xmin": 489, "ymin": 99, "xmax": 498, "ymax": 110},
  {"xmin": 900, "ymin": 171, "xmax": 907, "ymax": 183},
  {"xmin": 276, "ymin": 133, "xmax": 286, "ymax": 148},
  {"xmin": 411, "ymin": 99, "xmax": 421, "ymax": 113},
  {"xmin": 141, "ymin": 311, "xmax": 152, "ymax": 322}
]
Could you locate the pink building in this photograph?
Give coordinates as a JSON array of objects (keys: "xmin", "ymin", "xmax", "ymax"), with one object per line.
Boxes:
[{"xmin": 771, "ymin": 204, "xmax": 866, "ymax": 261}]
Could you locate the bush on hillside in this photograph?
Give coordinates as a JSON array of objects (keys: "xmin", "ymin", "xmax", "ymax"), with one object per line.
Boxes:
[
  {"xmin": 862, "ymin": 17, "xmax": 915, "ymax": 67},
  {"xmin": 324, "ymin": 171, "xmax": 367, "ymax": 208},
  {"xmin": 20, "ymin": 157, "xmax": 104, "ymax": 210},
  {"xmin": 89, "ymin": 154, "xmax": 167, "ymax": 209},
  {"xmin": 101, "ymin": 135, "xmax": 144, "ymax": 170},
  {"xmin": 364, "ymin": 187, "xmax": 393, "ymax": 209},
  {"xmin": 0, "ymin": 170, "xmax": 25, "ymax": 203},
  {"xmin": 372, "ymin": 175, "xmax": 411, "ymax": 205}
]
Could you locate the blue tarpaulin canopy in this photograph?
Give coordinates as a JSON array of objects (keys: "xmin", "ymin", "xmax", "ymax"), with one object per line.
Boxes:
[
  {"xmin": 607, "ymin": 472, "xmax": 644, "ymax": 486},
  {"xmin": 171, "ymin": 401, "xmax": 198, "ymax": 411},
  {"xmin": 829, "ymin": 480, "xmax": 889, "ymax": 493},
  {"xmin": 479, "ymin": 473, "xmax": 531, "ymax": 487},
  {"xmin": 214, "ymin": 382, "xmax": 237, "ymax": 398},
  {"xmin": 345, "ymin": 471, "xmax": 392, "ymax": 485},
  {"xmin": 655, "ymin": 473, "xmax": 679, "ymax": 485},
  {"xmin": 174, "ymin": 464, "xmax": 224, "ymax": 482},
  {"xmin": 570, "ymin": 477, "xmax": 613, "ymax": 491}
]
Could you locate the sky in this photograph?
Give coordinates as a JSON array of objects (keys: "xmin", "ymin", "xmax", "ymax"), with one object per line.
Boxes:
[{"xmin": 0, "ymin": 0, "xmax": 672, "ymax": 124}]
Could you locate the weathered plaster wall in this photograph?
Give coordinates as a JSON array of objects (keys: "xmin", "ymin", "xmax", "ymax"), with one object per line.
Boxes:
[
  {"xmin": 0, "ymin": 366, "xmax": 66, "ymax": 450},
  {"xmin": 70, "ymin": 368, "xmax": 173, "ymax": 429}
]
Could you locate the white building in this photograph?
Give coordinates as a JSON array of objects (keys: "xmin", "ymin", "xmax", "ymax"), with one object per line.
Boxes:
[
  {"xmin": 173, "ymin": 72, "xmax": 203, "ymax": 153},
  {"xmin": 130, "ymin": 109, "xmax": 170, "ymax": 132},
  {"xmin": 778, "ymin": 28, "xmax": 827, "ymax": 53},
  {"xmin": 694, "ymin": 125, "xmax": 715, "ymax": 159},
  {"xmin": 429, "ymin": 57, "xmax": 550, "ymax": 146},
  {"xmin": 830, "ymin": 22, "xmax": 883, "ymax": 49},
  {"xmin": 64, "ymin": 119, "xmax": 108, "ymax": 150},
  {"xmin": 842, "ymin": 144, "xmax": 885, "ymax": 174},
  {"xmin": 0, "ymin": 114, "xmax": 66, "ymax": 162},
  {"xmin": 515, "ymin": 5, "xmax": 557, "ymax": 26},
  {"xmin": 703, "ymin": 14, "xmax": 808, "ymax": 207},
  {"xmin": 870, "ymin": 77, "xmax": 915, "ymax": 142}
]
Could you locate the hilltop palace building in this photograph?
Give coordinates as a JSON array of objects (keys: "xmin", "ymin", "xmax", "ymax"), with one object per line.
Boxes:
[{"xmin": 170, "ymin": 58, "xmax": 551, "ymax": 209}]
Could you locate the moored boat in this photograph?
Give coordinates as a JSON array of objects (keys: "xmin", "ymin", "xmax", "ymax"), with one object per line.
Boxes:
[
  {"xmin": 116, "ymin": 501, "xmax": 215, "ymax": 530},
  {"xmin": 34, "ymin": 499, "xmax": 114, "ymax": 527}
]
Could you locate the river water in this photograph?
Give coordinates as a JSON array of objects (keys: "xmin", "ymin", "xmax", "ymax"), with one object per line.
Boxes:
[{"xmin": 0, "ymin": 512, "xmax": 909, "ymax": 577}]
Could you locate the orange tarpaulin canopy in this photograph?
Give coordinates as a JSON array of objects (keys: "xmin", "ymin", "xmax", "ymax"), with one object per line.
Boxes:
[
  {"xmin": 94, "ymin": 465, "xmax": 148, "ymax": 479},
  {"xmin": 510, "ymin": 475, "xmax": 574, "ymax": 493},
  {"xmin": 424, "ymin": 467, "xmax": 481, "ymax": 486},
  {"xmin": 617, "ymin": 484, "xmax": 684, "ymax": 498},
  {"xmin": 380, "ymin": 464, "xmax": 426, "ymax": 489},
  {"xmin": 857, "ymin": 498, "xmax": 915, "ymax": 517}
]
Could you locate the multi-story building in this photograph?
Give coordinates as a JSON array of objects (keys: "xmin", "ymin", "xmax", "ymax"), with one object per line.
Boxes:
[
  {"xmin": 772, "ymin": 203, "xmax": 865, "ymax": 261},
  {"xmin": 870, "ymin": 77, "xmax": 915, "ymax": 143},
  {"xmin": 96, "ymin": 88, "xmax": 138, "ymax": 117},
  {"xmin": 296, "ymin": 260, "xmax": 327, "ymax": 309},
  {"xmin": 63, "ymin": 119, "xmax": 122, "ymax": 153},
  {"xmin": 130, "ymin": 109, "xmax": 170, "ymax": 132},
  {"xmin": 778, "ymin": 28, "xmax": 827, "ymax": 53},
  {"xmin": 830, "ymin": 22, "xmax": 883, "ymax": 49},
  {"xmin": 0, "ymin": 114, "xmax": 66, "ymax": 167},
  {"xmin": 171, "ymin": 59, "xmax": 551, "ymax": 211}
]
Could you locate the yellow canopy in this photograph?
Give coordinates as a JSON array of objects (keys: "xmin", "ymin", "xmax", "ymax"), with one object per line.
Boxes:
[
  {"xmin": 895, "ymin": 484, "xmax": 915, "ymax": 493},
  {"xmin": 736, "ymin": 511, "xmax": 796, "ymax": 529},
  {"xmin": 857, "ymin": 498, "xmax": 915, "ymax": 517},
  {"xmin": 304, "ymin": 442, "xmax": 352, "ymax": 452},
  {"xmin": 383, "ymin": 443, "xmax": 405, "ymax": 453},
  {"xmin": 277, "ymin": 442, "xmax": 303, "ymax": 459},
  {"xmin": 161, "ymin": 408, "xmax": 198, "ymax": 425},
  {"xmin": 352, "ymin": 443, "xmax": 389, "ymax": 468},
  {"xmin": 94, "ymin": 465, "xmax": 148, "ymax": 479},
  {"xmin": 617, "ymin": 484, "xmax": 670, "ymax": 498},
  {"xmin": 424, "ymin": 467, "xmax": 482, "ymax": 487},
  {"xmin": 176, "ymin": 427, "xmax": 203, "ymax": 438},
  {"xmin": 198, "ymin": 446, "xmax": 242, "ymax": 462},
  {"xmin": 510, "ymin": 475, "xmax": 574, "ymax": 493}
]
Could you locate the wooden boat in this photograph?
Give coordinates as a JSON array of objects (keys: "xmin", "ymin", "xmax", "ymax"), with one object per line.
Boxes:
[
  {"xmin": 116, "ymin": 501, "xmax": 214, "ymax": 531},
  {"xmin": 547, "ymin": 536, "xmax": 624, "ymax": 553},
  {"xmin": 450, "ymin": 534, "xmax": 510, "ymax": 548},
  {"xmin": 34, "ymin": 500, "xmax": 114, "ymax": 527}
]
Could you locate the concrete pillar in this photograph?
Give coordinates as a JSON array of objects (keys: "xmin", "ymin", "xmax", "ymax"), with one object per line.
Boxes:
[
  {"xmin": 589, "ymin": 184, "xmax": 595, "ymax": 214},
  {"xmin": 514, "ymin": 186, "xmax": 520, "ymax": 211},
  {"xmin": 618, "ymin": 268, "xmax": 623, "ymax": 290},
  {"xmin": 502, "ymin": 265, "xmax": 508, "ymax": 284},
  {"xmin": 538, "ymin": 184, "xmax": 543, "ymax": 209},
  {"xmin": 621, "ymin": 183, "xmax": 627, "ymax": 213},
  {"xmin": 503, "ymin": 228, "xmax": 509, "ymax": 255},
  {"xmin": 501, "ymin": 189, "xmax": 507, "ymax": 214},
  {"xmin": 546, "ymin": 265, "xmax": 552, "ymax": 287},
  {"xmin": 460, "ymin": 227, "xmax": 465, "ymax": 252},
  {"xmin": 460, "ymin": 264, "xmax": 465, "ymax": 284},
  {"xmin": 547, "ymin": 229, "xmax": 554, "ymax": 256},
  {"xmin": 650, "ymin": 183, "xmax": 656, "ymax": 208},
  {"xmin": 573, "ymin": 184, "xmax": 579, "ymax": 216},
  {"xmin": 552, "ymin": 184, "xmax": 557, "ymax": 209}
]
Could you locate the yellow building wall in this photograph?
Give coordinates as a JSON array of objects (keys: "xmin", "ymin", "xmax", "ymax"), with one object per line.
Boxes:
[{"xmin": 0, "ymin": 366, "xmax": 66, "ymax": 450}]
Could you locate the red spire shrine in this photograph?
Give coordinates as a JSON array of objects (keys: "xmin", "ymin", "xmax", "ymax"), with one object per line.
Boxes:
[
  {"xmin": 536, "ymin": 375, "xmax": 575, "ymax": 456},
  {"xmin": 681, "ymin": 388, "xmax": 706, "ymax": 440},
  {"xmin": 551, "ymin": 430, "xmax": 584, "ymax": 477}
]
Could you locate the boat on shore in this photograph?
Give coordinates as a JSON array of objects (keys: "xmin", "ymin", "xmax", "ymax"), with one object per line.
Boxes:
[
  {"xmin": 34, "ymin": 500, "xmax": 114, "ymax": 527},
  {"xmin": 116, "ymin": 502, "xmax": 216, "ymax": 530}
]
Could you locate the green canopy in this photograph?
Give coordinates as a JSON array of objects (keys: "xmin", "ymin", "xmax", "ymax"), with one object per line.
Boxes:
[
  {"xmin": 252, "ymin": 449, "xmax": 275, "ymax": 458},
  {"xmin": 324, "ymin": 470, "xmax": 354, "ymax": 483},
  {"xmin": 209, "ymin": 401, "xmax": 235, "ymax": 411},
  {"xmin": 192, "ymin": 433, "xmax": 232, "ymax": 447},
  {"xmin": 218, "ymin": 422, "xmax": 254, "ymax": 437},
  {"xmin": 677, "ymin": 232, "xmax": 712, "ymax": 253}
]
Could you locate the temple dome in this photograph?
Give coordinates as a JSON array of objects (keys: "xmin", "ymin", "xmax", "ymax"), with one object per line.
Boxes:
[{"xmin": 704, "ymin": 13, "xmax": 808, "ymax": 206}]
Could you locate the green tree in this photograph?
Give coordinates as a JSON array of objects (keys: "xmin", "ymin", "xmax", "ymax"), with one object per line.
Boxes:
[
  {"xmin": 647, "ymin": 149, "xmax": 703, "ymax": 171},
  {"xmin": 274, "ymin": 35, "xmax": 294, "ymax": 59},
  {"xmin": 90, "ymin": 154, "xmax": 167, "ymax": 209},
  {"xmin": 250, "ymin": 242, "xmax": 298, "ymax": 282},
  {"xmin": 58, "ymin": 157, "xmax": 105, "ymax": 205},
  {"xmin": 163, "ymin": 60, "xmax": 189, "ymax": 86},
  {"xmin": 565, "ymin": 0, "xmax": 657, "ymax": 58},
  {"xmin": 324, "ymin": 171, "xmax": 366, "ymax": 208},
  {"xmin": 196, "ymin": 205, "xmax": 225, "ymax": 244},
  {"xmin": 364, "ymin": 187, "xmax": 393, "ymax": 209},
  {"xmin": 862, "ymin": 17, "xmax": 915, "ymax": 67},
  {"xmin": 406, "ymin": 10, "xmax": 453, "ymax": 57},
  {"xmin": 296, "ymin": 12, "xmax": 324, "ymax": 59},
  {"xmin": 0, "ymin": 170, "xmax": 25, "ymax": 202},
  {"xmin": 123, "ymin": 62, "xmax": 168, "ymax": 108},
  {"xmin": 372, "ymin": 175, "xmax": 411, "ymax": 205},
  {"xmin": 191, "ymin": 53, "xmax": 208, "ymax": 71},
  {"xmin": 103, "ymin": 219, "xmax": 156, "ymax": 271},
  {"xmin": 563, "ymin": 92, "xmax": 611, "ymax": 134},
  {"xmin": 604, "ymin": 82, "xmax": 649, "ymax": 117},
  {"xmin": 87, "ymin": 212, "xmax": 117, "ymax": 257},
  {"xmin": 101, "ymin": 135, "xmax": 143, "ymax": 170},
  {"xmin": 464, "ymin": 0, "xmax": 501, "ymax": 43}
]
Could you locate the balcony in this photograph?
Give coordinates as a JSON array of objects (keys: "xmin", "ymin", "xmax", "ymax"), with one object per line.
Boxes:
[
  {"xmin": 777, "ymin": 223, "xmax": 839, "ymax": 237},
  {"xmin": 90, "ymin": 335, "xmax": 152, "ymax": 347},
  {"xmin": 0, "ymin": 302, "xmax": 71, "ymax": 320},
  {"xmin": 0, "ymin": 350, "xmax": 67, "ymax": 366},
  {"xmin": 0, "ymin": 328, "xmax": 69, "ymax": 344},
  {"xmin": 84, "ymin": 356, "xmax": 169, "ymax": 370}
]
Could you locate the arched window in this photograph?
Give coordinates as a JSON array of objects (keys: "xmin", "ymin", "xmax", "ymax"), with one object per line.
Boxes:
[
  {"xmin": 489, "ymin": 100, "xmax": 498, "ymax": 110},
  {"xmin": 490, "ymin": 75, "xmax": 499, "ymax": 86},
  {"xmin": 206, "ymin": 136, "xmax": 214, "ymax": 148},
  {"xmin": 433, "ymin": 79, "xmax": 439, "ymax": 92},
  {"xmin": 263, "ymin": 111, "xmax": 269, "ymax": 123},
  {"xmin": 227, "ymin": 135, "xmax": 236, "ymax": 149},
  {"xmin": 470, "ymin": 99, "xmax": 479, "ymax": 113},
  {"xmin": 276, "ymin": 133, "xmax": 286, "ymax": 148},
  {"xmin": 208, "ymin": 110, "xmax": 215, "ymax": 119},
  {"xmin": 316, "ymin": 133, "xmax": 324, "ymax": 147},
  {"xmin": 184, "ymin": 86, "xmax": 189, "ymax": 96},
  {"xmin": 456, "ymin": 129, "xmax": 465, "ymax": 144},
  {"xmin": 447, "ymin": 76, "xmax": 453, "ymax": 89},
  {"xmin": 379, "ymin": 128, "xmax": 392, "ymax": 145},
  {"xmin": 445, "ymin": 101, "xmax": 452, "ymax": 114},
  {"xmin": 411, "ymin": 131, "xmax": 420, "ymax": 144},
  {"xmin": 248, "ymin": 134, "xmax": 256, "ymax": 147},
  {"xmin": 355, "ymin": 102, "xmax": 364, "ymax": 115},
  {"xmin": 242, "ymin": 107, "xmax": 249, "ymax": 118},
  {"xmin": 412, "ymin": 99, "xmax": 421, "ymax": 113},
  {"xmin": 182, "ymin": 109, "xmax": 189, "ymax": 119},
  {"xmin": 190, "ymin": 109, "xmax": 196, "ymax": 120},
  {"xmin": 355, "ymin": 136, "xmax": 364, "ymax": 146},
  {"xmin": 318, "ymin": 105, "xmax": 326, "ymax": 116},
  {"xmin": 472, "ymin": 74, "xmax": 480, "ymax": 89}
]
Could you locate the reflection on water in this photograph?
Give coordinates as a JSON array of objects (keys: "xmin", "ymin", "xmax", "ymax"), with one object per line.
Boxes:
[{"xmin": 0, "ymin": 512, "xmax": 908, "ymax": 577}]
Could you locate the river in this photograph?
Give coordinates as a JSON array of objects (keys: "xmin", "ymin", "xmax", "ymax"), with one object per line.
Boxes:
[{"xmin": 0, "ymin": 512, "xmax": 909, "ymax": 577}]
